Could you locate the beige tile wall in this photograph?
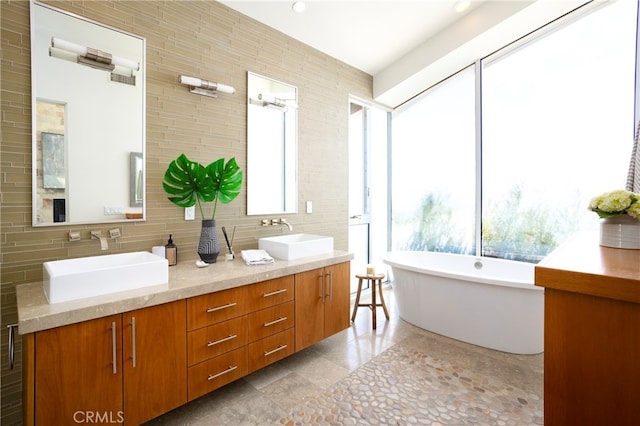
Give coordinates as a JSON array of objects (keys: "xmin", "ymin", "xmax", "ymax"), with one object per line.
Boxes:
[{"xmin": 0, "ymin": 1, "xmax": 372, "ymax": 423}]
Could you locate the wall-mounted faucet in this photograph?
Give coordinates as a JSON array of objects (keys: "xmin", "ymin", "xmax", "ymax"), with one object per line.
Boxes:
[
  {"xmin": 272, "ymin": 218, "xmax": 293, "ymax": 231},
  {"xmin": 91, "ymin": 230, "xmax": 108, "ymax": 250},
  {"xmin": 261, "ymin": 218, "xmax": 293, "ymax": 231}
]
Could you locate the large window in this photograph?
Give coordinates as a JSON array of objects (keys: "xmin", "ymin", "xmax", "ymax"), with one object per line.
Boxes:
[
  {"xmin": 392, "ymin": 67, "xmax": 476, "ymax": 254},
  {"xmin": 392, "ymin": 1, "xmax": 638, "ymax": 262}
]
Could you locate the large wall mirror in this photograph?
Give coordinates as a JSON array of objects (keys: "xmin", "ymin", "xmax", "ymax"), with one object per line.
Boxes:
[
  {"xmin": 31, "ymin": 1, "xmax": 146, "ymax": 226},
  {"xmin": 247, "ymin": 72, "xmax": 298, "ymax": 215}
]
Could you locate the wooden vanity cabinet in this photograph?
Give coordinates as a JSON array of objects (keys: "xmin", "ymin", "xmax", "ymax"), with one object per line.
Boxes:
[
  {"xmin": 295, "ymin": 262, "xmax": 350, "ymax": 351},
  {"xmin": 30, "ymin": 300, "xmax": 186, "ymax": 426},
  {"xmin": 24, "ymin": 260, "xmax": 351, "ymax": 425}
]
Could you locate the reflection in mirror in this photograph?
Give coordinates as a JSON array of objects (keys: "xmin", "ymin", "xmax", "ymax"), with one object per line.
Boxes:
[
  {"xmin": 247, "ymin": 72, "xmax": 298, "ymax": 215},
  {"xmin": 31, "ymin": 1, "xmax": 146, "ymax": 226},
  {"xmin": 130, "ymin": 152, "xmax": 143, "ymax": 207}
]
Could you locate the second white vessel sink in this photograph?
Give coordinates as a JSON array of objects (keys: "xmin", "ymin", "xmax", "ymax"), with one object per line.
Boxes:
[
  {"xmin": 258, "ymin": 233, "xmax": 334, "ymax": 260},
  {"xmin": 43, "ymin": 251, "xmax": 169, "ymax": 304}
]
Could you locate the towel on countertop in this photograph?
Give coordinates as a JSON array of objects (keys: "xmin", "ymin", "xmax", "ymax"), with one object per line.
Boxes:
[{"xmin": 241, "ymin": 249, "xmax": 275, "ymax": 265}]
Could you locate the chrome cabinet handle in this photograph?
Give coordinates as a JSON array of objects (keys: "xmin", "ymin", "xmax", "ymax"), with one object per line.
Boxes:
[
  {"xmin": 263, "ymin": 317, "xmax": 287, "ymax": 327},
  {"xmin": 207, "ymin": 334, "xmax": 238, "ymax": 347},
  {"xmin": 320, "ymin": 272, "xmax": 325, "ymax": 303},
  {"xmin": 111, "ymin": 321, "xmax": 117, "ymax": 374},
  {"xmin": 131, "ymin": 317, "xmax": 137, "ymax": 368},
  {"xmin": 328, "ymin": 271, "xmax": 333, "ymax": 301},
  {"xmin": 208, "ymin": 365, "xmax": 238, "ymax": 381},
  {"xmin": 263, "ymin": 289, "xmax": 287, "ymax": 297},
  {"xmin": 264, "ymin": 344, "xmax": 287, "ymax": 357},
  {"xmin": 206, "ymin": 302, "xmax": 237, "ymax": 313}
]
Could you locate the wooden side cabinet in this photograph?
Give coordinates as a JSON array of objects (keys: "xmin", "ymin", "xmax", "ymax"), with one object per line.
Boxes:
[
  {"xmin": 295, "ymin": 262, "xmax": 350, "ymax": 351},
  {"xmin": 27, "ymin": 300, "xmax": 186, "ymax": 426},
  {"xmin": 535, "ymin": 235, "xmax": 640, "ymax": 426}
]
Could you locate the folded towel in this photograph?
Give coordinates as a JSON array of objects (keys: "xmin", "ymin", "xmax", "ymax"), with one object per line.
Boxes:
[{"xmin": 241, "ymin": 249, "xmax": 275, "ymax": 265}]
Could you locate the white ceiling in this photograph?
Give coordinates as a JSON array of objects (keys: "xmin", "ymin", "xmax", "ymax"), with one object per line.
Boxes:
[
  {"xmin": 219, "ymin": 0, "xmax": 486, "ymax": 76},
  {"xmin": 219, "ymin": 0, "xmax": 590, "ymax": 107}
]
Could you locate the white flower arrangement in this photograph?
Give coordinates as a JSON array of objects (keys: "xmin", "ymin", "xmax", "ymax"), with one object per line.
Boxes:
[{"xmin": 588, "ymin": 189, "xmax": 640, "ymax": 219}]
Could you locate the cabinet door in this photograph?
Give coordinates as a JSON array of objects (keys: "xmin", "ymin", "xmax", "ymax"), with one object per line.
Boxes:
[
  {"xmin": 323, "ymin": 262, "xmax": 351, "ymax": 337},
  {"xmin": 35, "ymin": 315, "xmax": 123, "ymax": 426},
  {"xmin": 294, "ymin": 268, "xmax": 325, "ymax": 351},
  {"xmin": 123, "ymin": 300, "xmax": 187, "ymax": 425}
]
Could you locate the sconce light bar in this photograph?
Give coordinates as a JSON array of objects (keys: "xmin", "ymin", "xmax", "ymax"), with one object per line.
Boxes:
[
  {"xmin": 50, "ymin": 37, "xmax": 140, "ymax": 71},
  {"xmin": 258, "ymin": 93, "xmax": 287, "ymax": 108},
  {"xmin": 179, "ymin": 75, "xmax": 235, "ymax": 98}
]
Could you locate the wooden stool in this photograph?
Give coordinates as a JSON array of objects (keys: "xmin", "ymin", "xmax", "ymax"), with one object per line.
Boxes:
[{"xmin": 351, "ymin": 274, "xmax": 390, "ymax": 329}]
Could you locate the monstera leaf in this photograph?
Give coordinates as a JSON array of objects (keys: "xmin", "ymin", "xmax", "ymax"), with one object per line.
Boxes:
[
  {"xmin": 163, "ymin": 153, "xmax": 243, "ymax": 220},
  {"xmin": 206, "ymin": 157, "xmax": 243, "ymax": 218}
]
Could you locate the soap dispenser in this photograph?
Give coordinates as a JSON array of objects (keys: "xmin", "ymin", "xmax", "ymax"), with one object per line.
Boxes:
[{"xmin": 165, "ymin": 235, "xmax": 177, "ymax": 266}]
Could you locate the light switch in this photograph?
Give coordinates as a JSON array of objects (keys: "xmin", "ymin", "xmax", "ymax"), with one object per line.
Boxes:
[
  {"xmin": 185, "ymin": 206, "xmax": 195, "ymax": 221},
  {"xmin": 306, "ymin": 201, "xmax": 313, "ymax": 214}
]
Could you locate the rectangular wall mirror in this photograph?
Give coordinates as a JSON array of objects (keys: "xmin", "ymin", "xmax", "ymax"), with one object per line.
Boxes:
[
  {"xmin": 31, "ymin": 0, "xmax": 146, "ymax": 226},
  {"xmin": 247, "ymin": 72, "xmax": 298, "ymax": 215}
]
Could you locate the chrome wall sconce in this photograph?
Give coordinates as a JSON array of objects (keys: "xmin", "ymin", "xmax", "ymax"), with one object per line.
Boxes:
[
  {"xmin": 50, "ymin": 37, "xmax": 140, "ymax": 74},
  {"xmin": 249, "ymin": 93, "xmax": 297, "ymax": 110},
  {"xmin": 179, "ymin": 75, "xmax": 235, "ymax": 98}
]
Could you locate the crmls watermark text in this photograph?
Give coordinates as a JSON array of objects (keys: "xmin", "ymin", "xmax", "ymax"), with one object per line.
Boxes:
[{"xmin": 73, "ymin": 411, "xmax": 124, "ymax": 424}]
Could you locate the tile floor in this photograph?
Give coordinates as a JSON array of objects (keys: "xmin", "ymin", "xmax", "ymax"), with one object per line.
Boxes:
[{"xmin": 146, "ymin": 285, "xmax": 543, "ymax": 425}]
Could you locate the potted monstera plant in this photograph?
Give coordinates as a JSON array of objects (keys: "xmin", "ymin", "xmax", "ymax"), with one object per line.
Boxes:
[{"xmin": 163, "ymin": 153, "xmax": 243, "ymax": 263}]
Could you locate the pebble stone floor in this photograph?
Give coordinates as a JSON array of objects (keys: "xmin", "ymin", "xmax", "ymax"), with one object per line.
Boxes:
[{"xmin": 146, "ymin": 285, "xmax": 543, "ymax": 425}]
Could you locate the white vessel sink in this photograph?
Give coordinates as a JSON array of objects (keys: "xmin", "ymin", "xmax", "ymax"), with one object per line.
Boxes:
[
  {"xmin": 43, "ymin": 251, "xmax": 169, "ymax": 304},
  {"xmin": 258, "ymin": 233, "xmax": 334, "ymax": 260}
]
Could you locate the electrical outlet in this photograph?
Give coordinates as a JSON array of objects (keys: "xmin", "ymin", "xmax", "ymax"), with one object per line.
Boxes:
[
  {"xmin": 185, "ymin": 206, "xmax": 195, "ymax": 221},
  {"xmin": 104, "ymin": 206, "xmax": 124, "ymax": 215},
  {"xmin": 306, "ymin": 201, "xmax": 313, "ymax": 214}
]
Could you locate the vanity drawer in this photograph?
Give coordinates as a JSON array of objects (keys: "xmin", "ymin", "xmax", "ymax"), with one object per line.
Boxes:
[
  {"xmin": 248, "ymin": 328, "xmax": 295, "ymax": 373},
  {"xmin": 247, "ymin": 301, "xmax": 294, "ymax": 343},
  {"xmin": 187, "ymin": 316, "xmax": 249, "ymax": 366},
  {"xmin": 187, "ymin": 346, "xmax": 248, "ymax": 401},
  {"xmin": 245, "ymin": 276, "xmax": 294, "ymax": 312},
  {"xmin": 187, "ymin": 286, "xmax": 248, "ymax": 331}
]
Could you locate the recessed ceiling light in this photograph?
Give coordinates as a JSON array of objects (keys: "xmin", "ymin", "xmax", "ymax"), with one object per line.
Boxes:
[
  {"xmin": 455, "ymin": 0, "xmax": 471, "ymax": 13},
  {"xmin": 292, "ymin": 1, "xmax": 306, "ymax": 13}
]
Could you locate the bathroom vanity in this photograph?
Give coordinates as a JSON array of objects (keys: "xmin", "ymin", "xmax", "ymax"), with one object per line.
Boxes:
[
  {"xmin": 535, "ymin": 233, "xmax": 640, "ymax": 426},
  {"xmin": 17, "ymin": 252, "xmax": 352, "ymax": 426}
]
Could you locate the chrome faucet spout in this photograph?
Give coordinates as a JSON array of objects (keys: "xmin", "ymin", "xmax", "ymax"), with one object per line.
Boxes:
[
  {"xmin": 91, "ymin": 230, "xmax": 108, "ymax": 250},
  {"xmin": 270, "ymin": 218, "xmax": 293, "ymax": 231}
]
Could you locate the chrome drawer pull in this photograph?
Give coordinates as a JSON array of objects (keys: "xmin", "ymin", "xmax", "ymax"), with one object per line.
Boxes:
[
  {"xmin": 131, "ymin": 316, "xmax": 137, "ymax": 368},
  {"xmin": 207, "ymin": 365, "xmax": 238, "ymax": 381},
  {"xmin": 206, "ymin": 302, "xmax": 237, "ymax": 313},
  {"xmin": 263, "ymin": 288, "xmax": 287, "ymax": 297},
  {"xmin": 207, "ymin": 334, "xmax": 238, "ymax": 347},
  {"xmin": 263, "ymin": 317, "xmax": 287, "ymax": 327},
  {"xmin": 111, "ymin": 321, "xmax": 117, "ymax": 375},
  {"xmin": 264, "ymin": 344, "xmax": 287, "ymax": 357}
]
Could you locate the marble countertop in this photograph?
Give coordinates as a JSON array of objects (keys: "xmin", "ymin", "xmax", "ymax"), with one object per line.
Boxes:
[{"xmin": 17, "ymin": 251, "xmax": 353, "ymax": 334}]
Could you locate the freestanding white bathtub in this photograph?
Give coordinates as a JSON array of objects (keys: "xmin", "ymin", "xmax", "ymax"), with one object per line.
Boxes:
[{"xmin": 383, "ymin": 251, "xmax": 543, "ymax": 355}]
